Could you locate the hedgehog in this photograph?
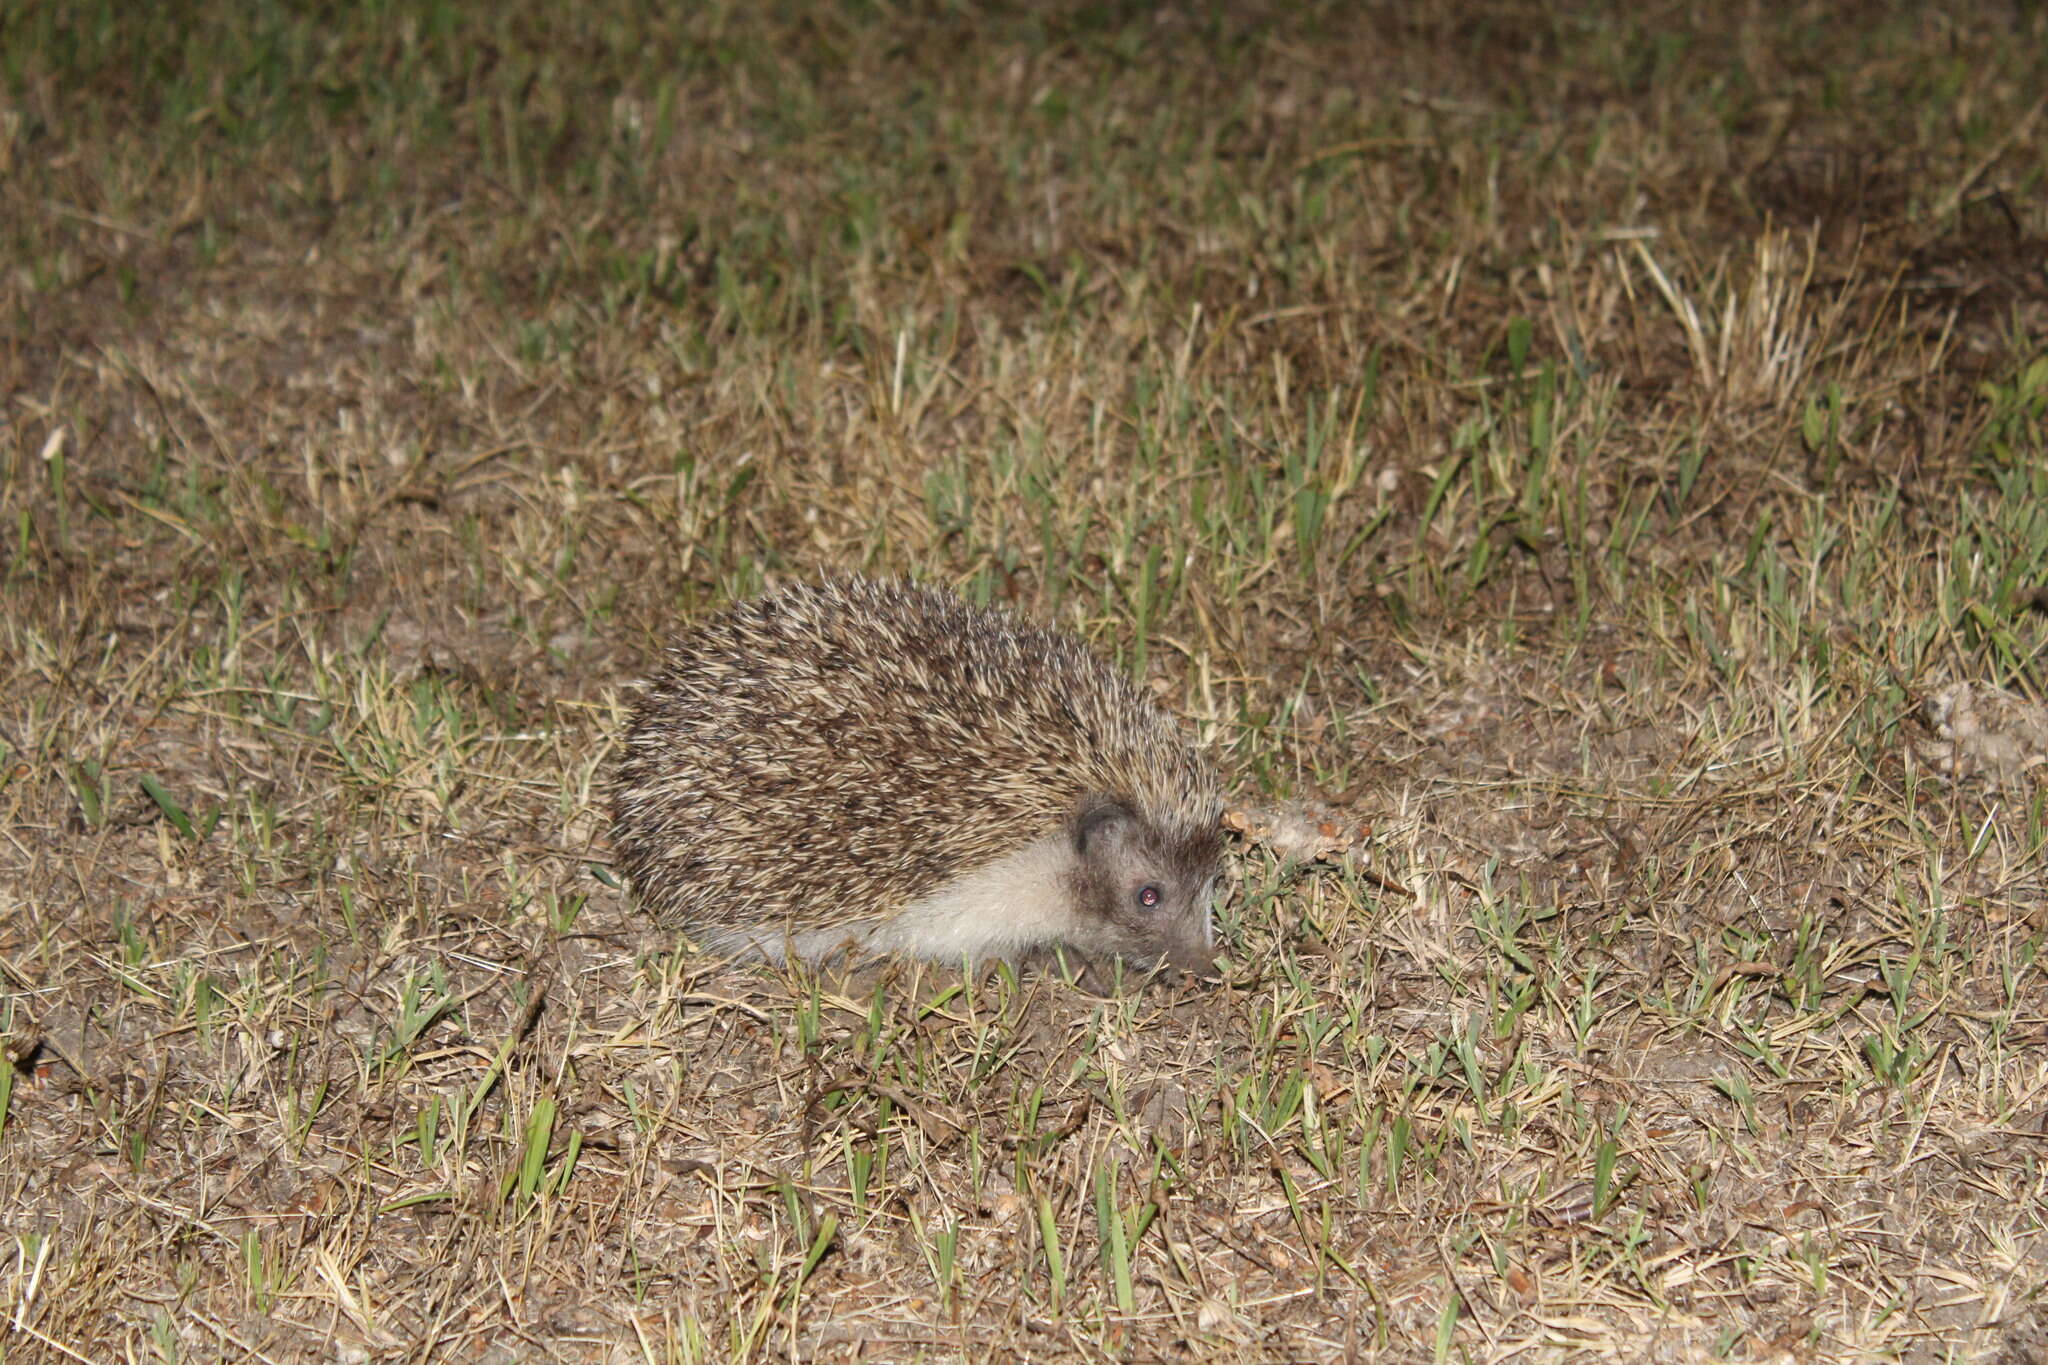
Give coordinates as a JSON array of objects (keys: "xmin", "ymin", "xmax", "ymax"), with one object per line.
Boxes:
[{"xmin": 608, "ymin": 575, "xmax": 1225, "ymax": 973}]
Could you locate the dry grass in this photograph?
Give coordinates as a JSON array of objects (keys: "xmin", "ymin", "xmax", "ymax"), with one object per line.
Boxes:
[{"xmin": 4, "ymin": 2, "xmax": 2048, "ymax": 1360}]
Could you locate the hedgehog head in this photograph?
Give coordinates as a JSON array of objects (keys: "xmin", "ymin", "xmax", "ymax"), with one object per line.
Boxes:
[{"xmin": 1059, "ymin": 794, "xmax": 1225, "ymax": 975}]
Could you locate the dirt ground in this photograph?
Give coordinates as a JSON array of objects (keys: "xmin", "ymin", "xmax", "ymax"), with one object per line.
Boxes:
[{"xmin": 4, "ymin": 2, "xmax": 2048, "ymax": 1361}]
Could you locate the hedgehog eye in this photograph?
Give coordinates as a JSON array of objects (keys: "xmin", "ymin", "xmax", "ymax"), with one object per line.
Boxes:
[{"xmin": 1135, "ymin": 883, "xmax": 1163, "ymax": 909}]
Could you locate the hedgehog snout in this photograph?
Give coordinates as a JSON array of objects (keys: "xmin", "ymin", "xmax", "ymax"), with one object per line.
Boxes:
[
  {"xmin": 1160, "ymin": 870, "xmax": 1227, "ymax": 975},
  {"xmin": 1158, "ymin": 918, "xmax": 1220, "ymax": 977}
]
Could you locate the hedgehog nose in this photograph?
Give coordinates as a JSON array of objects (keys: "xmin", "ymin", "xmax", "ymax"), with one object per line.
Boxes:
[{"xmin": 1162, "ymin": 936, "xmax": 1220, "ymax": 980}]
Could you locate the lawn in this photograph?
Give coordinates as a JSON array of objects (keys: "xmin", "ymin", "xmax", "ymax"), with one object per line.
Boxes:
[{"xmin": 3, "ymin": 2, "xmax": 2047, "ymax": 1360}]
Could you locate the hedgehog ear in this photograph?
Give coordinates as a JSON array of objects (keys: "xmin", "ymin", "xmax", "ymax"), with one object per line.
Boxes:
[{"xmin": 1072, "ymin": 795, "xmax": 1140, "ymax": 855}]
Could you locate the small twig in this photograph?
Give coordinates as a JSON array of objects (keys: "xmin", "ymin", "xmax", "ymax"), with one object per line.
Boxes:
[
  {"xmin": 1929, "ymin": 91, "xmax": 2047, "ymax": 226},
  {"xmin": 802, "ymin": 1072, "xmax": 963, "ymax": 1148},
  {"xmin": 459, "ymin": 964, "xmax": 553, "ymax": 1125}
]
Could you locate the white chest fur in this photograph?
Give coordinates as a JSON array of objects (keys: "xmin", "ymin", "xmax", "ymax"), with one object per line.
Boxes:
[{"xmin": 700, "ymin": 833, "xmax": 1079, "ymax": 965}]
